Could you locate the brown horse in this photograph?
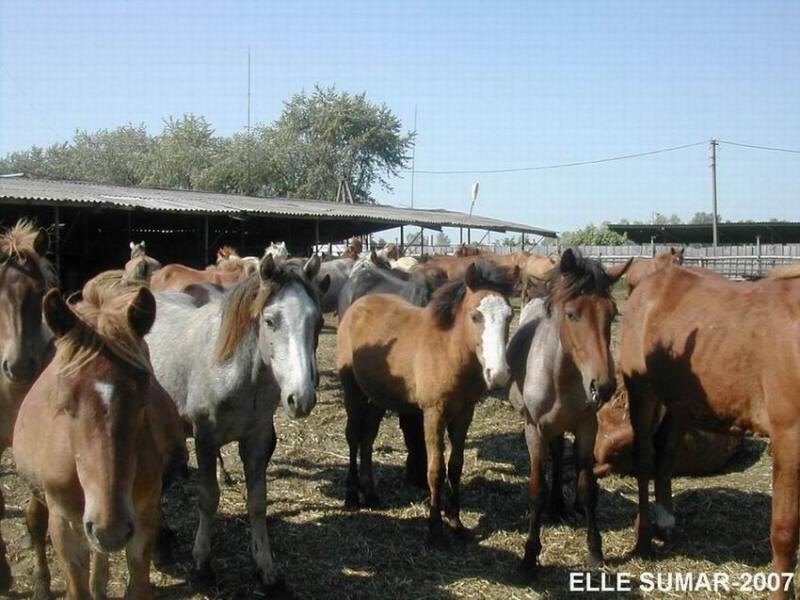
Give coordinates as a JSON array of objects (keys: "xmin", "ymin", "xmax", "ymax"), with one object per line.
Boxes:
[
  {"xmin": 520, "ymin": 253, "xmax": 558, "ymax": 304},
  {"xmin": 620, "ymin": 264, "xmax": 800, "ymax": 598},
  {"xmin": 337, "ymin": 261, "xmax": 515, "ymax": 542},
  {"xmin": 507, "ymin": 250, "xmax": 631, "ymax": 577},
  {"xmin": 150, "ymin": 262, "xmax": 243, "ymax": 292},
  {"xmin": 13, "ymin": 278, "xmax": 186, "ymax": 600},
  {"xmin": 342, "ymin": 238, "xmax": 363, "ymax": 259},
  {"xmin": 124, "ymin": 242, "xmax": 162, "ymax": 284},
  {"xmin": 625, "ymin": 247, "xmax": 684, "ymax": 292},
  {"xmin": 426, "ymin": 250, "xmax": 528, "ymax": 281},
  {"xmin": 0, "ymin": 220, "xmax": 57, "ymax": 592}
]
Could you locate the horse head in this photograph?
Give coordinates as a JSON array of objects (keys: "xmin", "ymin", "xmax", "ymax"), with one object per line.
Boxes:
[
  {"xmin": 548, "ymin": 249, "xmax": 631, "ymax": 408},
  {"xmin": 43, "ymin": 284, "xmax": 156, "ymax": 553}
]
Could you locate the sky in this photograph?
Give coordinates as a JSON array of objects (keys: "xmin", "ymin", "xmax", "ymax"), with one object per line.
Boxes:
[{"xmin": 1, "ymin": 0, "xmax": 799, "ymax": 236}]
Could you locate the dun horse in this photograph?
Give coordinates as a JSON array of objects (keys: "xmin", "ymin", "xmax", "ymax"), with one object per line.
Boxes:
[
  {"xmin": 13, "ymin": 278, "xmax": 186, "ymax": 600},
  {"xmin": 625, "ymin": 247, "xmax": 683, "ymax": 292},
  {"xmin": 507, "ymin": 249, "xmax": 631, "ymax": 576},
  {"xmin": 146, "ymin": 254, "xmax": 326, "ymax": 589},
  {"xmin": 620, "ymin": 263, "xmax": 800, "ymax": 598},
  {"xmin": 0, "ymin": 220, "xmax": 56, "ymax": 591},
  {"xmin": 337, "ymin": 261, "xmax": 514, "ymax": 542}
]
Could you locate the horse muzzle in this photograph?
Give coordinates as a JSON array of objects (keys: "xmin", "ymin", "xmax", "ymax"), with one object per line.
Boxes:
[
  {"xmin": 483, "ymin": 366, "xmax": 511, "ymax": 390},
  {"xmin": 84, "ymin": 518, "xmax": 135, "ymax": 553},
  {"xmin": 1, "ymin": 356, "xmax": 38, "ymax": 384},
  {"xmin": 588, "ymin": 379, "xmax": 616, "ymax": 408},
  {"xmin": 284, "ymin": 390, "xmax": 316, "ymax": 418}
]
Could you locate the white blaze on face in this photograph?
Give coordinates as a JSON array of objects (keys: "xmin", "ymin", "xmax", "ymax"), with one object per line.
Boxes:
[
  {"xmin": 94, "ymin": 380, "xmax": 114, "ymax": 408},
  {"xmin": 477, "ymin": 295, "xmax": 512, "ymax": 389},
  {"xmin": 263, "ymin": 284, "xmax": 319, "ymax": 418}
]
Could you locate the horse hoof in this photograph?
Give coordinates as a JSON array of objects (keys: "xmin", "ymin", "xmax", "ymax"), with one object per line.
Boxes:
[
  {"xmin": 511, "ymin": 560, "xmax": 537, "ymax": 585},
  {"xmin": 344, "ymin": 491, "xmax": 360, "ymax": 510},
  {"xmin": 363, "ymin": 493, "xmax": 381, "ymax": 510},
  {"xmin": 654, "ymin": 524, "xmax": 675, "ymax": 543},
  {"xmin": 192, "ymin": 561, "xmax": 217, "ymax": 588},
  {"xmin": 633, "ymin": 542, "xmax": 655, "ymax": 560},
  {"xmin": 426, "ymin": 529, "xmax": 449, "ymax": 550},
  {"xmin": 0, "ymin": 559, "xmax": 11, "ymax": 594},
  {"xmin": 445, "ymin": 518, "xmax": 472, "ymax": 541},
  {"xmin": 256, "ymin": 566, "xmax": 286, "ymax": 592}
]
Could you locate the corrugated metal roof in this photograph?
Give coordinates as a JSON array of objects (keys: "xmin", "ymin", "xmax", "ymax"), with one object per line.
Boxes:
[{"xmin": 0, "ymin": 176, "xmax": 556, "ymax": 237}]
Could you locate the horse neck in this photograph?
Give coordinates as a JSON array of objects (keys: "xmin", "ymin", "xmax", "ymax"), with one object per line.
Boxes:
[{"xmin": 212, "ymin": 305, "xmax": 265, "ymax": 387}]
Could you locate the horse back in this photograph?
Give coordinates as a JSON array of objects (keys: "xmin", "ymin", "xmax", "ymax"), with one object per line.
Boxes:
[{"xmin": 621, "ymin": 266, "xmax": 800, "ymax": 436}]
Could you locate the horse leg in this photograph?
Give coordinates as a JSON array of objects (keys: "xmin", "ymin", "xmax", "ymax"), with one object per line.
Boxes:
[
  {"xmin": 519, "ymin": 421, "xmax": 547, "ymax": 576},
  {"xmin": 575, "ymin": 417, "xmax": 604, "ymax": 567},
  {"xmin": 652, "ymin": 410, "xmax": 686, "ymax": 542},
  {"xmin": 191, "ymin": 426, "xmax": 220, "ymax": 583},
  {"xmin": 423, "ymin": 407, "xmax": 446, "ymax": 545},
  {"xmin": 26, "ymin": 496, "xmax": 52, "ymax": 600},
  {"xmin": 769, "ymin": 429, "xmax": 800, "ymax": 599},
  {"xmin": 399, "ymin": 410, "xmax": 428, "ymax": 489},
  {"xmin": 124, "ymin": 494, "xmax": 160, "ymax": 600},
  {"xmin": 443, "ymin": 405, "xmax": 475, "ymax": 537},
  {"xmin": 343, "ymin": 371, "xmax": 367, "ymax": 509},
  {"xmin": 48, "ymin": 509, "xmax": 90, "ymax": 600},
  {"xmin": 627, "ymin": 374, "xmax": 659, "ymax": 558},
  {"xmin": 90, "ymin": 552, "xmax": 109, "ymax": 599},
  {"xmin": 359, "ymin": 404, "xmax": 386, "ymax": 509},
  {"xmin": 0, "ymin": 485, "xmax": 11, "ymax": 593},
  {"xmin": 546, "ymin": 433, "xmax": 567, "ymax": 521},
  {"xmin": 239, "ymin": 424, "xmax": 281, "ymax": 589}
]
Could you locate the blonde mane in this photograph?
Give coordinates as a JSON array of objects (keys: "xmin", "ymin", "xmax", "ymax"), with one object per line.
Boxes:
[
  {"xmin": 0, "ymin": 219, "xmax": 57, "ymax": 287},
  {"xmin": 55, "ymin": 271, "xmax": 153, "ymax": 377}
]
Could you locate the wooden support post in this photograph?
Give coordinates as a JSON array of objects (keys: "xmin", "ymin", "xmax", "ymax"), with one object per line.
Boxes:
[
  {"xmin": 315, "ymin": 219, "xmax": 320, "ymax": 255},
  {"xmin": 420, "ymin": 227, "xmax": 424, "ymax": 256},
  {"xmin": 204, "ymin": 216, "xmax": 209, "ymax": 266},
  {"xmin": 400, "ymin": 225, "xmax": 405, "ymax": 255},
  {"xmin": 521, "ymin": 233, "xmax": 526, "ymax": 251},
  {"xmin": 54, "ymin": 206, "xmax": 61, "ymax": 278},
  {"xmin": 756, "ymin": 234, "xmax": 762, "ymax": 277},
  {"xmin": 467, "ymin": 227, "xmax": 471, "ymax": 244}
]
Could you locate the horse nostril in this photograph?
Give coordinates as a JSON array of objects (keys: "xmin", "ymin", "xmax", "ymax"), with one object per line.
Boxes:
[
  {"xmin": 85, "ymin": 521, "xmax": 95, "ymax": 537},
  {"xmin": 125, "ymin": 522, "xmax": 134, "ymax": 542},
  {"xmin": 1, "ymin": 360, "xmax": 10, "ymax": 378},
  {"xmin": 287, "ymin": 394, "xmax": 297, "ymax": 409}
]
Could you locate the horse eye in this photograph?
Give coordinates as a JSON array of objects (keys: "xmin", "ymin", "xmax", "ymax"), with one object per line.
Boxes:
[
  {"xmin": 566, "ymin": 311, "xmax": 579, "ymax": 322},
  {"xmin": 265, "ymin": 316, "xmax": 276, "ymax": 328},
  {"xmin": 471, "ymin": 311, "xmax": 483, "ymax": 324}
]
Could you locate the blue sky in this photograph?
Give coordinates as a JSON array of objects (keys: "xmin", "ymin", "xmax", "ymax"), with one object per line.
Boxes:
[{"xmin": 1, "ymin": 0, "xmax": 799, "ymax": 235}]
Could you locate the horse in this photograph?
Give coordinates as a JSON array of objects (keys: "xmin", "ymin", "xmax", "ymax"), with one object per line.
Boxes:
[
  {"xmin": 506, "ymin": 249, "xmax": 631, "ymax": 577},
  {"xmin": 13, "ymin": 278, "xmax": 186, "ymax": 600},
  {"xmin": 593, "ymin": 389, "xmax": 742, "ymax": 478},
  {"xmin": 520, "ymin": 254, "xmax": 558, "ymax": 305},
  {"xmin": 337, "ymin": 256, "xmax": 448, "ymax": 318},
  {"xmin": 315, "ymin": 257, "xmax": 355, "ymax": 313},
  {"xmin": 0, "ymin": 220, "xmax": 57, "ymax": 592},
  {"xmin": 150, "ymin": 262, "xmax": 243, "ymax": 292},
  {"xmin": 336, "ymin": 260, "xmax": 515, "ymax": 543},
  {"xmin": 125, "ymin": 242, "xmax": 161, "ymax": 284},
  {"xmin": 145, "ymin": 253, "xmax": 325, "ymax": 589},
  {"xmin": 390, "ymin": 256, "xmax": 419, "ymax": 272},
  {"xmin": 265, "ymin": 241, "xmax": 289, "ymax": 260},
  {"xmin": 454, "ymin": 243, "xmax": 483, "ymax": 257},
  {"xmin": 619, "ymin": 264, "xmax": 800, "ymax": 598},
  {"xmin": 625, "ymin": 247, "xmax": 684, "ymax": 292}
]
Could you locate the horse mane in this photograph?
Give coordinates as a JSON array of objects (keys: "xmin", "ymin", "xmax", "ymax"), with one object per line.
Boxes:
[
  {"xmin": 429, "ymin": 260, "xmax": 513, "ymax": 330},
  {"xmin": 543, "ymin": 249, "xmax": 613, "ymax": 315},
  {"xmin": 217, "ymin": 245, "xmax": 240, "ymax": 262},
  {"xmin": 0, "ymin": 219, "xmax": 57, "ymax": 288},
  {"xmin": 214, "ymin": 265, "xmax": 319, "ymax": 363},
  {"xmin": 56, "ymin": 272, "xmax": 153, "ymax": 377}
]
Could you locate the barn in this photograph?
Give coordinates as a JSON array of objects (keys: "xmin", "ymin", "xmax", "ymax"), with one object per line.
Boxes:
[{"xmin": 0, "ymin": 175, "xmax": 555, "ymax": 291}]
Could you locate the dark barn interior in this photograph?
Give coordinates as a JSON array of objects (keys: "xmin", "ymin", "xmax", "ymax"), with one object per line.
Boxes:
[{"xmin": 0, "ymin": 177, "xmax": 554, "ymax": 292}]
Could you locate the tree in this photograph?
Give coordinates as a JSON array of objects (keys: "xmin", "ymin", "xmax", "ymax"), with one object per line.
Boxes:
[
  {"xmin": 144, "ymin": 115, "xmax": 219, "ymax": 190},
  {"xmin": 689, "ymin": 212, "xmax": 719, "ymax": 224},
  {"xmin": 560, "ymin": 224, "xmax": 628, "ymax": 246},
  {"xmin": 653, "ymin": 213, "xmax": 682, "ymax": 225},
  {"xmin": 267, "ymin": 86, "xmax": 413, "ymax": 202},
  {"xmin": 435, "ymin": 232, "xmax": 451, "ymax": 246}
]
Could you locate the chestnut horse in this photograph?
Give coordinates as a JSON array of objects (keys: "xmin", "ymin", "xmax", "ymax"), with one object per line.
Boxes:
[
  {"xmin": 0, "ymin": 220, "xmax": 56, "ymax": 592},
  {"xmin": 620, "ymin": 264, "xmax": 800, "ymax": 598},
  {"xmin": 506, "ymin": 249, "xmax": 631, "ymax": 577},
  {"xmin": 625, "ymin": 247, "xmax": 684, "ymax": 292},
  {"xmin": 150, "ymin": 262, "xmax": 243, "ymax": 292},
  {"xmin": 13, "ymin": 278, "xmax": 186, "ymax": 600},
  {"xmin": 337, "ymin": 261, "xmax": 514, "ymax": 542}
]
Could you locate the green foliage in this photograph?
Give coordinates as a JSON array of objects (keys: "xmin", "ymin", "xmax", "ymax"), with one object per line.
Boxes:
[
  {"xmin": 435, "ymin": 231, "xmax": 451, "ymax": 246},
  {"xmin": 0, "ymin": 87, "xmax": 413, "ymax": 203},
  {"xmin": 689, "ymin": 211, "xmax": 719, "ymax": 224},
  {"xmin": 560, "ymin": 224, "xmax": 629, "ymax": 246}
]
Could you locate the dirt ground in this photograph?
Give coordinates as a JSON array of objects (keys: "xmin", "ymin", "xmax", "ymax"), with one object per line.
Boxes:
[{"xmin": 0, "ymin": 288, "xmax": 776, "ymax": 599}]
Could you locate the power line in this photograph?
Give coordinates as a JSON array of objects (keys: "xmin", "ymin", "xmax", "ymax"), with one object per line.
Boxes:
[
  {"xmin": 719, "ymin": 140, "xmax": 800, "ymax": 154},
  {"xmin": 413, "ymin": 140, "xmax": 708, "ymax": 175}
]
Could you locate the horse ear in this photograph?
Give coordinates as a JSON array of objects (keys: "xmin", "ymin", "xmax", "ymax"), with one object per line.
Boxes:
[
  {"xmin": 43, "ymin": 289, "xmax": 78, "ymax": 339},
  {"xmin": 465, "ymin": 263, "xmax": 481, "ymax": 291},
  {"xmin": 303, "ymin": 254, "xmax": 321, "ymax": 280},
  {"xmin": 606, "ymin": 257, "xmax": 634, "ymax": 282},
  {"xmin": 140, "ymin": 241, "xmax": 145, "ymax": 248},
  {"xmin": 260, "ymin": 254, "xmax": 276, "ymax": 281},
  {"xmin": 130, "ymin": 241, "xmax": 136, "ymax": 250},
  {"xmin": 560, "ymin": 248, "xmax": 577, "ymax": 273},
  {"xmin": 33, "ymin": 228, "xmax": 49, "ymax": 257},
  {"xmin": 677, "ymin": 248, "xmax": 685, "ymax": 263},
  {"xmin": 127, "ymin": 287, "xmax": 156, "ymax": 338},
  {"xmin": 318, "ymin": 274, "xmax": 331, "ymax": 295},
  {"xmin": 670, "ymin": 247, "xmax": 676, "ymax": 255}
]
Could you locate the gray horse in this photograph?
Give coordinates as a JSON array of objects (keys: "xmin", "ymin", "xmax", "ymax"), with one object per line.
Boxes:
[
  {"xmin": 315, "ymin": 256, "xmax": 354, "ymax": 313},
  {"xmin": 507, "ymin": 249, "xmax": 630, "ymax": 578},
  {"xmin": 146, "ymin": 253, "xmax": 325, "ymax": 589}
]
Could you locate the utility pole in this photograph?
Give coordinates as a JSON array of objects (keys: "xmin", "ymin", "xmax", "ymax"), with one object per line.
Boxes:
[
  {"xmin": 710, "ymin": 138, "xmax": 719, "ymax": 247},
  {"xmin": 246, "ymin": 46, "xmax": 252, "ymax": 190},
  {"xmin": 410, "ymin": 104, "xmax": 417, "ymax": 208}
]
